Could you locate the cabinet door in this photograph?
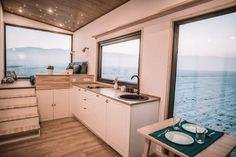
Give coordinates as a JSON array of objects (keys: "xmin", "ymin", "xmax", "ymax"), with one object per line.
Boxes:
[
  {"xmin": 106, "ymin": 100, "xmax": 130, "ymax": 157},
  {"xmin": 69, "ymin": 87, "xmax": 76, "ymax": 117},
  {"xmin": 36, "ymin": 90, "xmax": 53, "ymax": 121},
  {"xmin": 71, "ymin": 87, "xmax": 79, "ymax": 118},
  {"xmin": 79, "ymin": 96, "xmax": 89, "ymax": 124},
  {"xmin": 88, "ymin": 94, "xmax": 107, "ymax": 140},
  {"xmin": 75, "ymin": 88, "xmax": 83, "ymax": 119},
  {"xmin": 53, "ymin": 89, "xmax": 69, "ymax": 119}
]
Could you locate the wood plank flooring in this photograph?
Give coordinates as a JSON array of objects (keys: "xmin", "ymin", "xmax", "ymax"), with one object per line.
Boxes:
[{"xmin": 0, "ymin": 117, "xmax": 121, "ymax": 157}]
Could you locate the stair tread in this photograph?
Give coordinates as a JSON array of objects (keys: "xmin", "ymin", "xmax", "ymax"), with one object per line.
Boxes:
[
  {"xmin": 0, "ymin": 94, "xmax": 36, "ymax": 99},
  {"xmin": 0, "ymin": 131, "xmax": 40, "ymax": 146},
  {"xmin": 0, "ymin": 103, "xmax": 38, "ymax": 110},
  {"xmin": 0, "ymin": 124, "xmax": 40, "ymax": 136},
  {"xmin": 0, "ymin": 113, "xmax": 39, "ymax": 123}
]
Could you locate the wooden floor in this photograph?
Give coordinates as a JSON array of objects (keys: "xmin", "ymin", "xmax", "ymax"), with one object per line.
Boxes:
[{"xmin": 0, "ymin": 117, "xmax": 121, "ymax": 157}]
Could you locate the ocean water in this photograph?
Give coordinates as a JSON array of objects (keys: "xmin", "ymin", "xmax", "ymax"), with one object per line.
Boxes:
[
  {"xmin": 174, "ymin": 70, "xmax": 236, "ymax": 136},
  {"xmin": 6, "ymin": 47, "xmax": 70, "ymax": 77},
  {"xmin": 7, "ymin": 66, "xmax": 67, "ymax": 77}
]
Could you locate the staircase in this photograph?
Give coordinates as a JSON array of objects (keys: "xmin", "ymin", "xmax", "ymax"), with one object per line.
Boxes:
[{"xmin": 0, "ymin": 88, "xmax": 40, "ymax": 145}]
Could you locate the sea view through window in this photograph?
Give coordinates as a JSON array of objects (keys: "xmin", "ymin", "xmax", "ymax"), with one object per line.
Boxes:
[
  {"xmin": 173, "ymin": 11, "xmax": 236, "ymax": 136},
  {"xmin": 5, "ymin": 25, "xmax": 71, "ymax": 77}
]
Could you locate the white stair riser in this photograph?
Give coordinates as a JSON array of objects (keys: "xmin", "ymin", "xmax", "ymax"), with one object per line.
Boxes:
[
  {"xmin": 0, "ymin": 89, "xmax": 35, "ymax": 98},
  {"xmin": 0, "ymin": 117, "xmax": 39, "ymax": 130},
  {"xmin": 0, "ymin": 97, "xmax": 37, "ymax": 106},
  {"xmin": 0, "ymin": 107, "xmax": 38, "ymax": 118}
]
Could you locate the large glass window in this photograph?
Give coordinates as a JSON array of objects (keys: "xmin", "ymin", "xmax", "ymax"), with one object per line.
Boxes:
[
  {"xmin": 98, "ymin": 31, "xmax": 141, "ymax": 84},
  {"xmin": 169, "ymin": 8, "xmax": 236, "ymax": 136},
  {"xmin": 5, "ymin": 25, "xmax": 72, "ymax": 77}
]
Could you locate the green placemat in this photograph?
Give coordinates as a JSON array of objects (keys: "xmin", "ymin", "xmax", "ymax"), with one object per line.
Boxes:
[{"xmin": 149, "ymin": 120, "xmax": 224, "ymax": 157}]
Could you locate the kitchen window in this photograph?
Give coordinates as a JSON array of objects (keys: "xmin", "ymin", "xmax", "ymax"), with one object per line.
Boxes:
[
  {"xmin": 97, "ymin": 31, "xmax": 141, "ymax": 85},
  {"xmin": 5, "ymin": 24, "xmax": 72, "ymax": 78}
]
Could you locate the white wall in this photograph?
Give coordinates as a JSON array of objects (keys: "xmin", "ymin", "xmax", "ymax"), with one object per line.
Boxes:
[
  {"xmin": 73, "ymin": 0, "xmax": 236, "ymax": 120},
  {"xmin": 0, "ymin": 3, "xmax": 4, "ymax": 80}
]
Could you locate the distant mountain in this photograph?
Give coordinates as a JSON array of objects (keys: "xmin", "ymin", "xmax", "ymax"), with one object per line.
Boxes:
[
  {"xmin": 7, "ymin": 47, "xmax": 70, "ymax": 67},
  {"xmin": 102, "ymin": 52, "xmax": 139, "ymax": 68},
  {"xmin": 7, "ymin": 47, "xmax": 70, "ymax": 54}
]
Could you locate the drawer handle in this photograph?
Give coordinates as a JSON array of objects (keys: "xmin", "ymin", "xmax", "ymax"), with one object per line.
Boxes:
[
  {"xmin": 83, "ymin": 107, "xmax": 87, "ymax": 109},
  {"xmin": 83, "ymin": 98, "xmax": 87, "ymax": 101},
  {"xmin": 105, "ymin": 99, "xmax": 109, "ymax": 103}
]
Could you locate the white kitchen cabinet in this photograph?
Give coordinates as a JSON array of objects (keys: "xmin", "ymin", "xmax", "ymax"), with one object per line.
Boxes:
[
  {"xmin": 71, "ymin": 87, "xmax": 107, "ymax": 139},
  {"xmin": 36, "ymin": 90, "xmax": 53, "ymax": 121},
  {"xmin": 53, "ymin": 89, "xmax": 69, "ymax": 119},
  {"xmin": 71, "ymin": 85, "xmax": 159, "ymax": 157},
  {"xmin": 88, "ymin": 94, "xmax": 107, "ymax": 140},
  {"xmin": 71, "ymin": 87, "xmax": 81, "ymax": 118},
  {"xmin": 37, "ymin": 89, "xmax": 69, "ymax": 121},
  {"xmin": 106, "ymin": 100, "xmax": 130, "ymax": 157}
]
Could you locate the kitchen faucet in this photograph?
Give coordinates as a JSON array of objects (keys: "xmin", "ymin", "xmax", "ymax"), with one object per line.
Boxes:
[{"xmin": 131, "ymin": 75, "xmax": 140, "ymax": 95}]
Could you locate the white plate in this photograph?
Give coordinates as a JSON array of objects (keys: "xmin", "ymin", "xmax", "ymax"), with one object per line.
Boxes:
[
  {"xmin": 165, "ymin": 131, "xmax": 194, "ymax": 145},
  {"xmin": 182, "ymin": 123, "xmax": 208, "ymax": 133}
]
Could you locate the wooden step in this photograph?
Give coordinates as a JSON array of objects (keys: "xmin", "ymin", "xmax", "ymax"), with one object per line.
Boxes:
[
  {"xmin": 0, "ymin": 117, "xmax": 39, "ymax": 132},
  {"xmin": 0, "ymin": 88, "xmax": 35, "ymax": 99},
  {"xmin": 0, "ymin": 103, "xmax": 37, "ymax": 110},
  {"xmin": 0, "ymin": 113, "xmax": 39, "ymax": 123},
  {"xmin": 0, "ymin": 106, "xmax": 38, "ymax": 119},
  {"xmin": 0, "ymin": 129, "xmax": 40, "ymax": 146},
  {"xmin": 0, "ymin": 96, "xmax": 36, "ymax": 106},
  {"xmin": 0, "ymin": 124, "xmax": 40, "ymax": 137},
  {"xmin": 0, "ymin": 94, "xmax": 36, "ymax": 99}
]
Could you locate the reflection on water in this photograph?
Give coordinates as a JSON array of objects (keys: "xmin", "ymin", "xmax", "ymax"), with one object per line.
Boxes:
[{"xmin": 174, "ymin": 70, "xmax": 236, "ymax": 136}]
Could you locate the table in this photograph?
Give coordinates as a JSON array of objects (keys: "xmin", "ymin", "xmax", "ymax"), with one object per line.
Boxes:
[{"xmin": 137, "ymin": 118, "xmax": 236, "ymax": 157}]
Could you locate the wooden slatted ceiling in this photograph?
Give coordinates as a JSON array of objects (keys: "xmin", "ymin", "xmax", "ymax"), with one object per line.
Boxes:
[{"xmin": 1, "ymin": 0, "xmax": 129, "ymax": 32}]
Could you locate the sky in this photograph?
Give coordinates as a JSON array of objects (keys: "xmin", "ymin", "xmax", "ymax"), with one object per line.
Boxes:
[
  {"xmin": 177, "ymin": 11, "xmax": 236, "ymax": 71},
  {"xmin": 103, "ymin": 39, "xmax": 140, "ymax": 55},
  {"xmin": 102, "ymin": 39, "xmax": 140, "ymax": 69},
  {"xmin": 6, "ymin": 25, "xmax": 71, "ymax": 50},
  {"xmin": 178, "ymin": 12, "xmax": 236, "ymax": 58}
]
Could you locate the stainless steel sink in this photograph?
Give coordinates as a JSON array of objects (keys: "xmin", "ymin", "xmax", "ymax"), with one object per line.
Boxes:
[
  {"xmin": 86, "ymin": 85, "xmax": 105, "ymax": 89},
  {"xmin": 118, "ymin": 94, "xmax": 149, "ymax": 101}
]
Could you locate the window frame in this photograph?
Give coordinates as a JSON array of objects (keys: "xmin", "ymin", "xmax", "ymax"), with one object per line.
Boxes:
[
  {"xmin": 4, "ymin": 23, "xmax": 73, "ymax": 79},
  {"xmin": 97, "ymin": 31, "xmax": 141, "ymax": 87},
  {"xmin": 168, "ymin": 6, "xmax": 236, "ymax": 118}
]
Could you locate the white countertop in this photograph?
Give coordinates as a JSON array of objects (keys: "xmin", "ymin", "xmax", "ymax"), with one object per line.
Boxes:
[{"xmin": 73, "ymin": 83, "xmax": 160, "ymax": 105}]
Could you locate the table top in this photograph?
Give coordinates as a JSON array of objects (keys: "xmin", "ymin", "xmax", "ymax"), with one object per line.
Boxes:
[{"xmin": 137, "ymin": 118, "xmax": 236, "ymax": 157}]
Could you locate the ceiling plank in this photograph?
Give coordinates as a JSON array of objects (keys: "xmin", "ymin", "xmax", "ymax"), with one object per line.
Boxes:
[{"xmin": 2, "ymin": 0, "xmax": 129, "ymax": 32}]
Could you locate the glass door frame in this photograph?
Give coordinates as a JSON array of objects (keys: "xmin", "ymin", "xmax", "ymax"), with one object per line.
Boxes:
[{"xmin": 168, "ymin": 6, "xmax": 236, "ymax": 118}]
